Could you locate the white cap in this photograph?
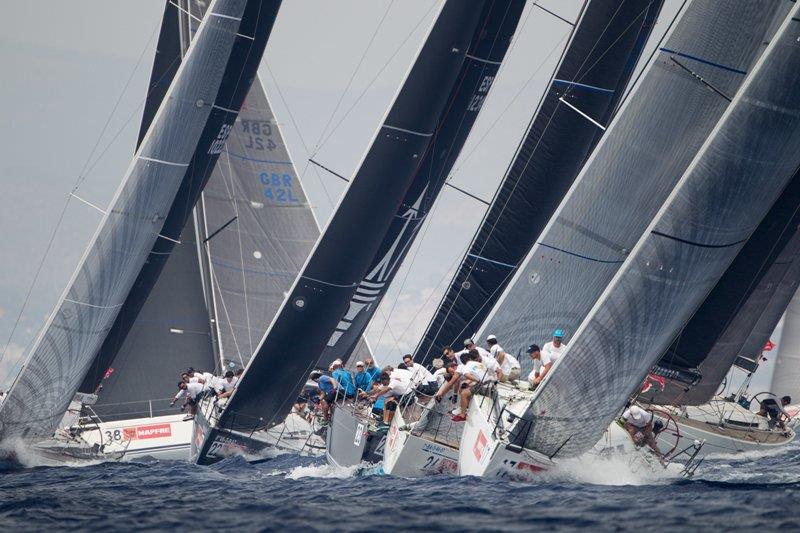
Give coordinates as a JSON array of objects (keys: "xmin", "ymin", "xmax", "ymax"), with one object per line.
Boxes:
[
  {"xmin": 487, "ymin": 334, "xmax": 497, "ymax": 341},
  {"xmin": 329, "ymin": 358, "xmax": 343, "ymax": 371},
  {"xmin": 355, "ymin": 361, "xmax": 365, "ymax": 367}
]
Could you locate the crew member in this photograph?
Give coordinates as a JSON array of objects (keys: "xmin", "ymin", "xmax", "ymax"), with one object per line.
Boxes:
[
  {"xmin": 622, "ymin": 404, "xmax": 663, "ymax": 459},
  {"xmin": 527, "ymin": 344, "xmax": 552, "ymax": 386},
  {"xmin": 758, "ymin": 395, "xmax": 792, "ymax": 428},
  {"xmin": 542, "ymin": 329, "xmax": 567, "ymax": 364},
  {"xmin": 487, "ymin": 335, "xmax": 521, "ymax": 383}
]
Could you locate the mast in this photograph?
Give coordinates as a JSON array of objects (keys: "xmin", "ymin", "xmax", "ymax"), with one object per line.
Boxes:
[
  {"xmin": 0, "ymin": 0, "xmax": 283, "ymax": 440},
  {"xmin": 476, "ymin": 0, "xmax": 784, "ymax": 373},
  {"xmin": 318, "ymin": 0, "xmax": 528, "ymax": 368},
  {"xmin": 518, "ymin": 3, "xmax": 800, "ymax": 457},
  {"xmin": 214, "ymin": 1, "xmax": 496, "ymax": 435},
  {"xmin": 641, "ymin": 170, "xmax": 800, "ymax": 406},
  {"xmin": 414, "ymin": 0, "xmax": 664, "ymax": 363}
]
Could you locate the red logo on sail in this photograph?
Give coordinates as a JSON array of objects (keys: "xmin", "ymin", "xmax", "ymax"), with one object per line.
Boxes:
[
  {"xmin": 763, "ymin": 340, "xmax": 776, "ymax": 352},
  {"xmin": 103, "ymin": 367, "xmax": 115, "ymax": 379},
  {"xmin": 641, "ymin": 374, "xmax": 666, "ymax": 393}
]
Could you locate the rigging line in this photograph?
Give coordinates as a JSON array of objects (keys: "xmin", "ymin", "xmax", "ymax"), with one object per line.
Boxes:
[
  {"xmin": 530, "ymin": 2, "xmax": 575, "ymax": 27},
  {"xmin": 616, "ymin": 0, "xmax": 688, "ymax": 111},
  {"xmin": 208, "ymin": 257, "xmax": 247, "ymax": 368},
  {"xmin": 308, "ymin": 0, "xmax": 396, "ymax": 157},
  {"xmin": 668, "ymin": 56, "xmax": 732, "ymax": 102},
  {"xmin": 202, "ymin": 216, "xmax": 238, "ymax": 244},
  {"xmin": 308, "ymin": 159, "xmax": 349, "ymax": 182},
  {"xmin": 263, "ymin": 65, "xmax": 336, "ymax": 211},
  {"xmin": 0, "ymin": 11, "xmax": 171, "ymax": 367},
  {"xmin": 310, "ymin": 1, "xmax": 441, "ymax": 157}
]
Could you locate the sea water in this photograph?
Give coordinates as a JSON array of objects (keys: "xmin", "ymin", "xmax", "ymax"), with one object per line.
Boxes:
[{"xmin": 1, "ymin": 441, "xmax": 799, "ymax": 531}]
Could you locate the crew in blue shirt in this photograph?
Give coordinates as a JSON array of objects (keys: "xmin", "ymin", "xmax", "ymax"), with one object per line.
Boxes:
[
  {"xmin": 331, "ymin": 359, "xmax": 357, "ymax": 398},
  {"xmin": 354, "ymin": 361, "xmax": 374, "ymax": 392},
  {"xmin": 364, "ymin": 357, "xmax": 381, "ymax": 382}
]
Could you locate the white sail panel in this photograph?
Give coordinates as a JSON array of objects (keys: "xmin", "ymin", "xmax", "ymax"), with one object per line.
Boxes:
[
  {"xmin": 0, "ymin": 0, "xmax": 249, "ymax": 439},
  {"xmin": 524, "ymin": 4, "xmax": 800, "ymax": 457},
  {"xmin": 770, "ymin": 289, "xmax": 800, "ymax": 399},
  {"xmin": 477, "ymin": 0, "xmax": 785, "ymax": 373}
]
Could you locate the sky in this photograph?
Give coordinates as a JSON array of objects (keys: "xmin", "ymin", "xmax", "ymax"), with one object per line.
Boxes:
[{"xmin": 0, "ymin": 0, "xmax": 778, "ymax": 393}]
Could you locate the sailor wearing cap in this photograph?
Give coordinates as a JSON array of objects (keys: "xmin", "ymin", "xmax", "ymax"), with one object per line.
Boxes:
[
  {"xmin": 526, "ymin": 343, "xmax": 552, "ymax": 386},
  {"xmin": 486, "ymin": 334, "xmax": 521, "ymax": 383},
  {"xmin": 541, "ymin": 329, "xmax": 566, "ymax": 366},
  {"xmin": 353, "ymin": 361, "xmax": 374, "ymax": 393},
  {"xmin": 459, "ymin": 338, "xmax": 492, "ymax": 361}
]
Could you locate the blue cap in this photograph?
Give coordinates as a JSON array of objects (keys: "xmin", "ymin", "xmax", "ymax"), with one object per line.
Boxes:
[{"xmin": 553, "ymin": 329, "xmax": 564, "ymax": 338}]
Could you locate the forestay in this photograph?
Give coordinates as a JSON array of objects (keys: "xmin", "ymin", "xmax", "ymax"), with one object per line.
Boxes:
[
  {"xmin": 521, "ymin": 5, "xmax": 800, "ymax": 457},
  {"xmin": 0, "ymin": 0, "xmax": 280, "ymax": 440},
  {"xmin": 319, "ymin": 0, "xmax": 527, "ymax": 368},
  {"xmin": 642, "ymin": 170, "xmax": 800, "ymax": 406},
  {"xmin": 478, "ymin": 0, "xmax": 784, "ymax": 374},
  {"xmin": 415, "ymin": 0, "xmax": 664, "ymax": 363},
  {"xmin": 217, "ymin": 1, "xmax": 493, "ymax": 433}
]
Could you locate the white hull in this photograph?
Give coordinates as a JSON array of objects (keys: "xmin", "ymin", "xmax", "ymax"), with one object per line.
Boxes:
[
  {"xmin": 76, "ymin": 414, "xmax": 193, "ymax": 461},
  {"xmin": 382, "ymin": 407, "xmax": 458, "ymax": 477},
  {"xmin": 650, "ymin": 400, "xmax": 795, "ymax": 458}
]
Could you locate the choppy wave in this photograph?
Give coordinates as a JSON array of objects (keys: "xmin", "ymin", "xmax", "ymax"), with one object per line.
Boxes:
[{"xmin": 2, "ymin": 441, "xmax": 800, "ymax": 531}]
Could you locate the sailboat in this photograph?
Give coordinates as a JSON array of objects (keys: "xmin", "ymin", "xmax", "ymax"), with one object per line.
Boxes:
[
  {"xmin": 383, "ymin": 0, "xmax": 665, "ymax": 477},
  {"xmin": 772, "ymin": 290, "xmax": 800, "ymax": 421},
  {"xmin": 0, "ymin": 0, "xmax": 280, "ymax": 462},
  {"xmin": 636, "ymin": 169, "xmax": 800, "ymax": 456},
  {"xmin": 190, "ymin": 0, "xmax": 505, "ymax": 466},
  {"xmin": 325, "ymin": 0, "xmax": 530, "ymax": 469},
  {"xmin": 459, "ymin": 0, "xmax": 800, "ymax": 478}
]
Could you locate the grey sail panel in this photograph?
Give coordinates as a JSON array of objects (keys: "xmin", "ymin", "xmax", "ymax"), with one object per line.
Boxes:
[
  {"xmin": 216, "ymin": 1, "xmax": 493, "ymax": 434},
  {"xmin": 641, "ymin": 170, "xmax": 800, "ymax": 405},
  {"xmin": 318, "ymin": 0, "xmax": 527, "ymax": 368},
  {"xmin": 770, "ymin": 289, "xmax": 800, "ymax": 398},
  {"xmin": 90, "ymin": 217, "xmax": 216, "ymax": 421},
  {"xmin": 521, "ymin": 6, "xmax": 800, "ymax": 457},
  {"xmin": 0, "ymin": 0, "xmax": 276, "ymax": 440},
  {"xmin": 200, "ymin": 79, "xmax": 320, "ymax": 369},
  {"xmin": 477, "ymin": 0, "xmax": 783, "ymax": 376},
  {"xmin": 414, "ymin": 0, "xmax": 664, "ymax": 363}
]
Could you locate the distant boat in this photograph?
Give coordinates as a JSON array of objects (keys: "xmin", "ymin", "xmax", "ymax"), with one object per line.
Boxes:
[{"xmin": 0, "ymin": 0, "xmax": 280, "ymax": 461}]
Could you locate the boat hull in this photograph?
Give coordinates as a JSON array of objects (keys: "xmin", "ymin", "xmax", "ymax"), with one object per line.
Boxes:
[
  {"xmin": 75, "ymin": 414, "xmax": 192, "ymax": 461},
  {"xmin": 326, "ymin": 404, "xmax": 384, "ymax": 467},
  {"xmin": 382, "ymin": 409, "xmax": 458, "ymax": 477}
]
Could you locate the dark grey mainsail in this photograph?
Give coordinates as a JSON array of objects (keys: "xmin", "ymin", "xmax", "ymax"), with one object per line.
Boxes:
[
  {"xmin": 477, "ymin": 0, "xmax": 784, "ymax": 374},
  {"xmin": 518, "ymin": 4, "xmax": 800, "ymax": 457},
  {"xmin": 208, "ymin": 1, "xmax": 495, "ymax": 440},
  {"xmin": 641, "ymin": 171, "xmax": 800, "ymax": 406},
  {"xmin": 317, "ymin": 0, "xmax": 527, "ymax": 368},
  {"xmin": 0, "ymin": 0, "xmax": 281, "ymax": 440},
  {"xmin": 414, "ymin": 0, "xmax": 664, "ymax": 363}
]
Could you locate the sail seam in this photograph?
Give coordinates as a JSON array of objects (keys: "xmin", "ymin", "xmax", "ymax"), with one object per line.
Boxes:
[
  {"xmin": 64, "ymin": 298, "xmax": 124, "ymax": 310},
  {"xmin": 465, "ymin": 53, "xmax": 502, "ymax": 65},
  {"xmin": 659, "ymin": 47, "xmax": 747, "ymax": 75},
  {"xmin": 299, "ymin": 276, "xmax": 359, "ymax": 288},
  {"xmin": 538, "ymin": 242, "xmax": 625, "ymax": 264},
  {"xmin": 467, "ymin": 253, "xmax": 516, "ymax": 269},
  {"xmin": 209, "ymin": 12, "xmax": 241, "ymax": 22},
  {"xmin": 226, "ymin": 152, "xmax": 292, "ymax": 165},
  {"xmin": 651, "ymin": 230, "xmax": 748, "ymax": 249},
  {"xmin": 557, "ymin": 97, "xmax": 606, "ymax": 130},
  {"xmin": 552, "ymin": 79, "xmax": 614, "ymax": 93}
]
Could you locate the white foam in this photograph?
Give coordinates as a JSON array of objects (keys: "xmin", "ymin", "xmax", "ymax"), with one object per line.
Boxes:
[
  {"xmin": 286, "ymin": 462, "xmax": 365, "ymax": 480},
  {"xmin": 0, "ymin": 437, "xmax": 104, "ymax": 469},
  {"xmin": 546, "ymin": 450, "xmax": 683, "ymax": 486}
]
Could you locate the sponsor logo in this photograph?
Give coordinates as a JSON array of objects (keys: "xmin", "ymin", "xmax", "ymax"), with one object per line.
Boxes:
[
  {"xmin": 473, "ymin": 430, "xmax": 488, "ymax": 463},
  {"xmin": 387, "ymin": 424, "xmax": 398, "ymax": 450},
  {"xmin": 122, "ymin": 423, "xmax": 172, "ymax": 440},
  {"xmin": 207, "ymin": 435, "xmax": 245, "ymax": 458},
  {"xmin": 208, "ymin": 123, "xmax": 233, "ymax": 154},
  {"xmin": 354, "ymin": 423, "xmax": 365, "ymax": 446}
]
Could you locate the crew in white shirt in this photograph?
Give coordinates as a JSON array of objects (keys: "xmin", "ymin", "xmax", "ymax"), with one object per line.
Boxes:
[
  {"xmin": 621, "ymin": 404, "xmax": 663, "ymax": 459},
  {"xmin": 368, "ymin": 367, "xmax": 413, "ymax": 425},
  {"xmin": 541, "ymin": 329, "xmax": 567, "ymax": 365},
  {"xmin": 402, "ymin": 354, "xmax": 438, "ymax": 395},
  {"xmin": 527, "ymin": 344, "xmax": 552, "ymax": 386},
  {"xmin": 458, "ymin": 338, "xmax": 492, "ymax": 362},
  {"xmin": 216, "ymin": 370, "xmax": 237, "ymax": 399},
  {"xmin": 170, "ymin": 380, "xmax": 204, "ymax": 420},
  {"xmin": 486, "ymin": 335, "xmax": 521, "ymax": 382}
]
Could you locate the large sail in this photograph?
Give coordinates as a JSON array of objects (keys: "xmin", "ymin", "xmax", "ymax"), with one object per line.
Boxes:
[
  {"xmin": 415, "ymin": 0, "xmax": 664, "ymax": 363},
  {"xmin": 0, "ymin": 0, "xmax": 281, "ymax": 440},
  {"xmin": 518, "ymin": 5, "xmax": 800, "ymax": 457},
  {"xmin": 770, "ymin": 289, "xmax": 800, "ymax": 398},
  {"xmin": 476, "ymin": 0, "xmax": 784, "ymax": 374},
  {"xmin": 641, "ymin": 171, "xmax": 800, "ymax": 406},
  {"xmin": 216, "ymin": 1, "xmax": 495, "ymax": 434},
  {"xmin": 318, "ymin": 0, "xmax": 527, "ymax": 368}
]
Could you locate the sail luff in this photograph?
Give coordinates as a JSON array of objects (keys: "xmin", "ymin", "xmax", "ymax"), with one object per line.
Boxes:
[
  {"xmin": 0, "ymin": 0, "xmax": 280, "ymax": 439},
  {"xmin": 523, "ymin": 3, "xmax": 800, "ymax": 457},
  {"xmin": 770, "ymin": 288, "xmax": 800, "ymax": 399},
  {"xmin": 215, "ymin": 1, "xmax": 497, "ymax": 434},
  {"xmin": 414, "ymin": 0, "xmax": 665, "ymax": 363}
]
